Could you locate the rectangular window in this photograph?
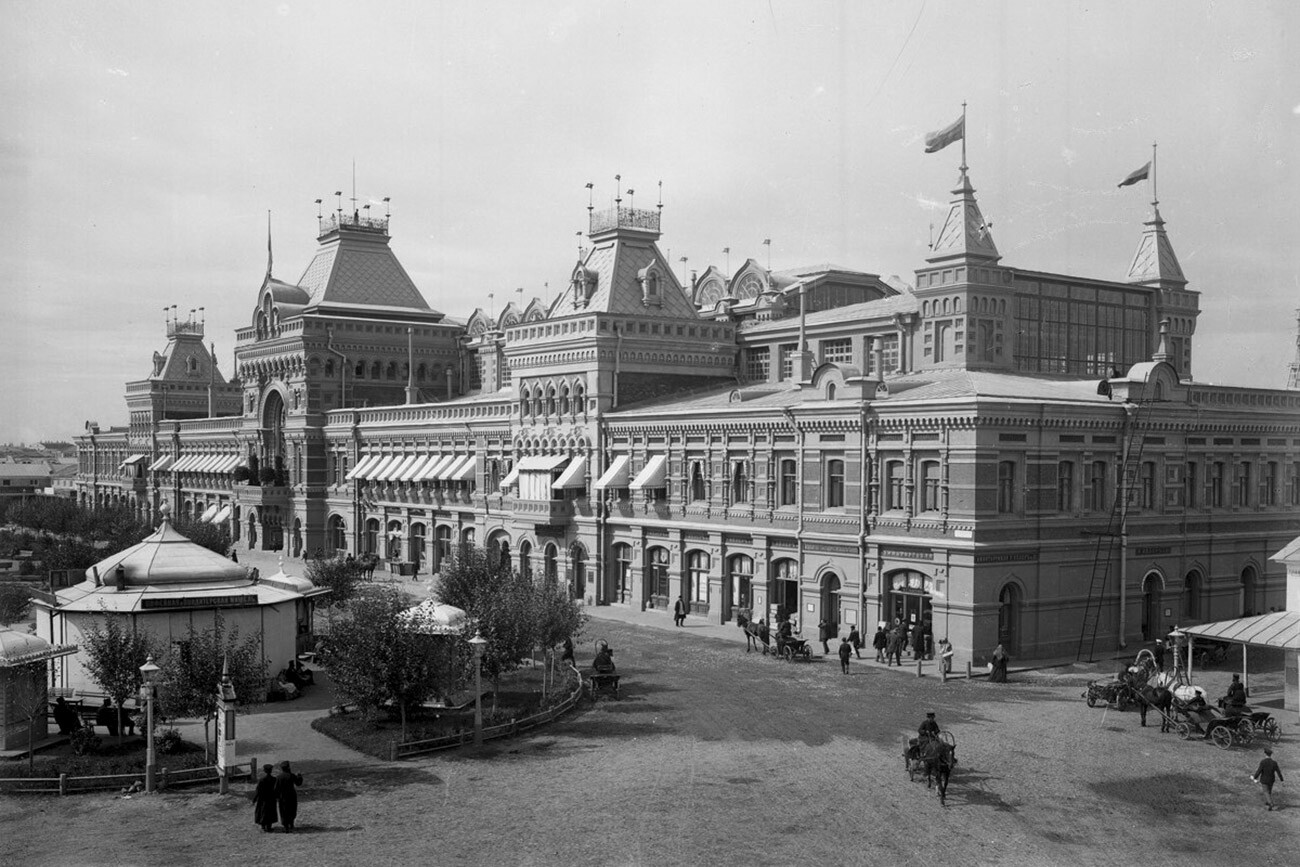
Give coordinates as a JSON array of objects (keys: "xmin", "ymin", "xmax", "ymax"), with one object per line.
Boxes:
[
  {"xmin": 746, "ymin": 347, "xmax": 771, "ymax": 382},
  {"xmin": 1139, "ymin": 461, "xmax": 1156, "ymax": 510},
  {"xmin": 779, "ymin": 458, "xmax": 797, "ymax": 506},
  {"xmin": 997, "ymin": 461, "xmax": 1016, "ymax": 513},
  {"xmin": 1185, "ymin": 461, "xmax": 1197, "ymax": 509},
  {"xmin": 1235, "ymin": 461, "xmax": 1251, "ymax": 507},
  {"xmin": 731, "ymin": 461, "xmax": 749, "ymax": 504},
  {"xmin": 1057, "ymin": 461, "xmax": 1074, "ymax": 512},
  {"xmin": 1085, "ymin": 460, "xmax": 1107, "ymax": 511},
  {"xmin": 779, "ymin": 344, "xmax": 798, "ymax": 380},
  {"xmin": 880, "ymin": 335, "xmax": 900, "ymax": 374},
  {"xmin": 825, "ymin": 459, "xmax": 845, "ymax": 508},
  {"xmin": 1210, "ymin": 461, "xmax": 1225, "ymax": 508},
  {"xmin": 886, "ymin": 460, "xmax": 905, "ymax": 510},
  {"xmin": 1263, "ymin": 461, "xmax": 1278, "ymax": 507},
  {"xmin": 920, "ymin": 460, "xmax": 941, "ymax": 512},
  {"xmin": 819, "ymin": 338, "xmax": 852, "ymax": 365}
]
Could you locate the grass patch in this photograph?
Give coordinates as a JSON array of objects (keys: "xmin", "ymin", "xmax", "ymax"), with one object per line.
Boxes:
[{"xmin": 0, "ymin": 732, "xmax": 208, "ymax": 779}]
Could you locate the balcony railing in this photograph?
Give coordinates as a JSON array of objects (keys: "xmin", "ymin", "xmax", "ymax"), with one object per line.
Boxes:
[{"xmin": 589, "ymin": 206, "xmax": 660, "ymax": 235}]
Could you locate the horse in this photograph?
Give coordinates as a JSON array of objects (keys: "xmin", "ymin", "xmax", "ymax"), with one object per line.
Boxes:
[
  {"xmin": 919, "ymin": 737, "xmax": 956, "ymax": 805},
  {"xmin": 1135, "ymin": 684, "xmax": 1174, "ymax": 731},
  {"xmin": 737, "ymin": 614, "xmax": 768, "ymax": 654}
]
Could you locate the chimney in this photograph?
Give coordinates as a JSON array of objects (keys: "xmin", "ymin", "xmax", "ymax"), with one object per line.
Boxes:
[{"xmin": 115, "ymin": 564, "xmax": 127, "ymax": 592}]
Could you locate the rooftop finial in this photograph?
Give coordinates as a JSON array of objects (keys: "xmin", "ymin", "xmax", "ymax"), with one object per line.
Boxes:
[
  {"xmin": 657, "ymin": 179, "xmax": 663, "ymax": 212},
  {"xmin": 585, "ymin": 182, "xmax": 594, "ymax": 213},
  {"xmin": 614, "ymin": 174, "xmax": 622, "ymax": 206},
  {"xmin": 266, "ymin": 210, "xmax": 273, "ymax": 279}
]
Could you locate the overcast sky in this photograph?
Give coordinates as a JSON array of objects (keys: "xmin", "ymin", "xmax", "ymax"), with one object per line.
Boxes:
[{"xmin": 2, "ymin": 1, "xmax": 1297, "ymax": 444}]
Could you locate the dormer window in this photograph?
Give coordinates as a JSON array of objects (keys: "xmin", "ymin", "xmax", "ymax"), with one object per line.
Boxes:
[
  {"xmin": 571, "ymin": 263, "xmax": 597, "ymax": 309},
  {"xmin": 638, "ymin": 265, "xmax": 663, "ymax": 308},
  {"xmin": 186, "ymin": 355, "xmax": 199, "ymax": 375}
]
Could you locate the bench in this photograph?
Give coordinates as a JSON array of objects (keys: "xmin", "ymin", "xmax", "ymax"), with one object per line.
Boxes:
[{"xmin": 588, "ymin": 669, "xmax": 620, "ymax": 700}]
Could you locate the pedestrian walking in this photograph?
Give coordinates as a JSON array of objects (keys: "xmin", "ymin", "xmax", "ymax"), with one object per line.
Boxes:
[
  {"xmin": 560, "ymin": 636, "xmax": 575, "ymax": 668},
  {"xmin": 1251, "ymin": 748, "xmax": 1284, "ymax": 811},
  {"xmin": 818, "ymin": 618, "xmax": 832, "ymax": 655},
  {"xmin": 838, "ymin": 636, "xmax": 852, "ymax": 674},
  {"xmin": 1153, "ymin": 638, "xmax": 1166, "ymax": 672},
  {"xmin": 938, "ymin": 637, "xmax": 954, "ymax": 674},
  {"xmin": 910, "ymin": 623, "xmax": 924, "ymax": 660},
  {"xmin": 229, "ymin": 548, "xmax": 238, "ymax": 563},
  {"xmin": 990, "ymin": 644, "xmax": 1010, "ymax": 683},
  {"xmin": 674, "ymin": 596, "xmax": 687, "ymax": 627},
  {"xmin": 847, "ymin": 625, "xmax": 863, "ymax": 659},
  {"xmin": 872, "ymin": 624, "xmax": 887, "ymax": 662},
  {"xmin": 253, "ymin": 764, "xmax": 278, "ymax": 832},
  {"xmin": 275, "ymin": 761, "xmax": 303, "ymax": 832},
  {"xmin": 887, "ymin": 626, "xmax": 904, "ymax": 666}
]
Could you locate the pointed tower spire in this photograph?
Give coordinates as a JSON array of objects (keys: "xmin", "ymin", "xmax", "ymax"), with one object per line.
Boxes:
[
  {"xmin": 266, "ymin": 210, "xmax": 273, "ymax": 279},
  {"xmin": 926, "ymin": 169, "xmax": 1000, "ymax": 264},
  {"xmin": 1126, "ymin": 142, "xmax": 1186, "ymax": 287}
]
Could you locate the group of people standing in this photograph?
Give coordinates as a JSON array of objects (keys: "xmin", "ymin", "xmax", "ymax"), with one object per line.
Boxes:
[
  {"xmin": 872, "ymin": 620, "xmax": 931, "ymax": 667},
  {"xmin": 253, "ymin": 761, "xmax": 304, "ymax": 832}
]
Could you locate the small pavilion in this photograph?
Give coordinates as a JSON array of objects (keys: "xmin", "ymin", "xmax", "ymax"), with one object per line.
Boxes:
[
  {"xmin": 0, "ymin": 628, "xmax": 77, "ymax": 753},
  {"xmin": 35, "ymin": 506, "xmax": 328, "ymax": 697}
]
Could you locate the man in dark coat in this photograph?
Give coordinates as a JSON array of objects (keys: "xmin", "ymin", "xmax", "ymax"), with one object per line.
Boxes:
[
  {"xmin": 95, "ymin": 698, "xmax": 118, "ymax": 736},
  {"xmin": 847, "ymin": 625, "xmax": 863, "ymax": 659},
  {"xmin": 910, "ymin": 623, "xmax": 925, "ymax": 660},
  {"xmin": 673, "ymin": 596, "xmax": 687, "ymax": 627},
  {"xmin": 886, "ymin": 627, "xmax": 904, "ymax": 666},
  {"xmin": 53, "ymin": 697, "xmax": 80, "ymax": 735},
  {"xmin": 818, "ymin": 619, "xmax": 832, "ymax": 655},
  {"xmin": 837, "ymin": 636, "xmax": 852, "ymax": 674},
  {"xmin": 1251, "ymin": 747, "xmax": 1284, "ymax": 810},
  {"xmin": 275, "ymin": 761, "xmax": 303, "ymax": 831},
  {"xmin": 872, "ymin": 625, "xmax": 888, "ymax": 662},
  {"xmin": 253, "ymin": 764, "xmax": 278, "ymax": 832}
]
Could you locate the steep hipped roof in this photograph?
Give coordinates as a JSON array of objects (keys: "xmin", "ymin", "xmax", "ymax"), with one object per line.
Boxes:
[
  {"xmin": 555, "ymin": 239, "xmax": 699, "ymax": 319},
  {"xmin": 298, "ymin": 225, "xmax": 439, "ymax": 316},
  {"xmin": 926, "ymin": 169, "xmax": 1000, "ymax": 264},
  {"xmin": 1126, "ymin": 204, "xmax": 1187, "ymax": 286},
  {"xmin": 739, "ymin": 293, "xmax": 918, "ymax": 335},
  {"xmin": 84, "ymin": 516, "xmax": 248, "ymax": 588}
]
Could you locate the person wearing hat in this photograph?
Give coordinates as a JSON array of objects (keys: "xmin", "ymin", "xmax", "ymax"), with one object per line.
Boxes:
[
  {"xmin": 1153, "ymin": 638, "xmax": 1166, "ymax": 672},
  {"xmin": 918, "ymin": 712, "xmax": 940, "ymax": 741},
  {"xmin": 1251, "ymin": 748, "xmax": 1284, "ymax": 810},
  {"xmin": 275, "ymin": 761, "xmax": 304, "ymax": 832},
  {"xmin": 253, "ymin": 764, "xmax": 278, "ymax": 832},
  {"xmin": 1222, "ymin": 674, "xmax": 1248, "ymax": 714}
]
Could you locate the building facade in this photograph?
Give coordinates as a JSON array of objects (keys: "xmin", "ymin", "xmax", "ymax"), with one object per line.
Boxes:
[{"xmin": 73, "ymin": 168, "xmax": 1300, "ymax": 662}]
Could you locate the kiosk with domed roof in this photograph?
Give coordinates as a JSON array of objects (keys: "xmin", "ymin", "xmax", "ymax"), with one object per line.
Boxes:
[
  {"xmin": 35, "ymin": 506, "xmax": 329, "ymax": 697},
  {"xmin": 0, "ymin": 628, "xmax": 77, "ymax": 753}
]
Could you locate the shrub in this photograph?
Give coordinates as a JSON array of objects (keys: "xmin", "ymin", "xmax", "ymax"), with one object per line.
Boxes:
[
  {"xmin": 70, "ymin": 726, "xmax": 101, "ymax": 756},
  {"xmin": 156, "ymin": 727, "xmax": 184, "ymax": 755},
  {"xmin": 232, "ymin": 465, "xmax": 253, "ymax": 484},
  {"xmin": 257, "ymin": 466, "xmax": 277, "ymax": 485}
]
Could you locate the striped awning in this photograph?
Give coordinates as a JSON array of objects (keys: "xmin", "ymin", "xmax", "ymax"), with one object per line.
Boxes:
[
  {"xmin": 552, "ymin": 456, "xmax": 587, "ymax": 489},
  {"xmin": 346, "ymin": 454, "xmax": 382, "ymax": 481},
  {"xmin": 1181, "ymin": 611, "xmax": 1300, "ymax": 651},
  {"xmin": 451, "ymin": 455, "xmax": 478, "ymax": 482},
  {"xmin": 213, "ymin": 504, "xmax": 232, "ymax": 524},
  {"xmin": 499, "ymin": 465, "xmax": 520, "ymax": 490},
  {"xmin": 629, "ymin": 455, "xmax": 669, "ymax": 490},
  {"xmin": 415, "ymin": 455, "xmax": 454, "ymax": 482},
  {"xmin": 373, "ymin": 455, "xmax": 412, "ymax": 482},
  {"xmin": 120, "ymin": 454, "xmax": 149, "ymax": 468},
  {"xmin": 198, "ymin": 504, "xmax": 220, "ymax": 523},
  {"xmin": 518, "ymin": 454, "xmax": 569, "ymax": 472},
  {"xmin": 148, "ymin": 456, "xmax": 174, "ymax": 473},
  {"xmin": 400, "ymin": 454, "xmax": 438, "ymax": 482},
  {"xmin": 434, "ymin": 455, "xmax": 471, "ymax": 481},
  {"xmin": 592, "ymin": 455, "xmax": 631, "ymax": 490},
  {"xmin": 171, "ymin": 455, "xmax": 198, "ymax": 473},
  {"xmin": 366, "ymin": 455, "xmax": 400, "ymax": 481}
]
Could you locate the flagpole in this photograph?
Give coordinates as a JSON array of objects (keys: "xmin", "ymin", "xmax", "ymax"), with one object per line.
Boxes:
[
  {"xmin": 1151, "ymin": 141, "xmax": 1159, "ymax": 208},
  {"xmin": 960, "ymin": 101, "xmax": 968, "ymax": 175}
]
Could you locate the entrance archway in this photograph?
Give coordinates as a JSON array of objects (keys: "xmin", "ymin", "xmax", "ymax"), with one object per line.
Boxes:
[
  {"xmin": 887, "ymin": 569, "xmax": 933, "ymax": 631},
  {"xmin": 261, "ymin": 389, "xmax": 287, "ymax": 476},
  {"xmin": 820, "ymin": 573, "xmax": 842, "ymax": 635},
  {"xmin": 1141, "ymin": 571, "xmax": 1163, "ymax": 641},
  {"xmin": 998, "ymin": 583, "xmax": 1022, "ymax": 654},
  {"xmin": 570, "ymin": 544, "xmax": 587, "ymax": 601},
  {"xmin": 1241, "ymin": 565, "xmax": 1258, "ymax": 616},
  {"xmin": 770, "ymin": 559, "xmax": 800, "ymax": 623},
  {"xmin": 292, "ymin": 518, "xmax": 302, "ymax": 558}
]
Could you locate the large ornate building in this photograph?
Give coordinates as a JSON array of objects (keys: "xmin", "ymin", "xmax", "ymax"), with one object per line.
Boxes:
[{"xmin": 74, "ymin": 167, "xmax": 1299, "ymax": 662}]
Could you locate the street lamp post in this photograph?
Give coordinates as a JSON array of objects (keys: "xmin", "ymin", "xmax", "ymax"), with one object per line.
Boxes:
[
  {"xmin": 138, "ymin": 655, "xmax": 161, "ymax": 793},
  {"xmin": 468, "ymin": 631, "xmax": 487, "ymax": 746}
]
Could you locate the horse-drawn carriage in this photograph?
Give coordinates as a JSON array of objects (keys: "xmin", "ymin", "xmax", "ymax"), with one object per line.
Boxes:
[
  {"xmin": 775, "ymin": 636, "xmax": 813, "ymax": 662},
  {"xmin": 903, "ymin": 731, "xmax": 957, "ymax": 805},
  {"xmin": 1082, "ymin": 676, "xmax": 1140, "ymax": 710}
]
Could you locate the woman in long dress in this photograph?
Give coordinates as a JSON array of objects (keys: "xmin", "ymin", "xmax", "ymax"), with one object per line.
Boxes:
[
  {"xmin": 990, "ymin": 644, "xmax": 1009, "ymax": 683},
  {"xmin": 275, "ymin": 761, "xmax": 304, "ymax": 832},
  {"xmin": 253, "ymin": 764, "xmax": 278, "ymax": 832}
]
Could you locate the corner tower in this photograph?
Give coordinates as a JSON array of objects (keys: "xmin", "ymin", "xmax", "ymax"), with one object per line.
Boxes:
[{"xmin": 1125, "ymin": 198, "xmax": 1199, "ymax": 380}]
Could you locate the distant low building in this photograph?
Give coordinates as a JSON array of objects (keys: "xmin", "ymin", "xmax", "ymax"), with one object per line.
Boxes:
[{"xmin": 0, "ymin": 461, "xmax": 52, "ymax": 505}]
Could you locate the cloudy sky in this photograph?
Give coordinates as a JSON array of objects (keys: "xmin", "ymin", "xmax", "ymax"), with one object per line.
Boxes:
[{"xmin": 2, "ymin": 1, "xmax": 1297, "ymax": 444}]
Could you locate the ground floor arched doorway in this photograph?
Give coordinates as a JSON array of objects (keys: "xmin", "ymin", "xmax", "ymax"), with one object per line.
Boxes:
[
  {"xmin": 887, "ymin": 569, "xmax": 933, "ymax": 632},
  {"xmin": 1241, "ymin": 565, "xmax": 1258, "ymax": 616},
  {"xmin": 998, "ymin": 583, "xmax": 1022, "ymax": 654},
  {"xmin": 820, "ymin": 573, "xmax": 842, "ymax": 635},
  {"xmin": 1141, "ymin": 572, "xmax": 1162, "ymax": 641},
  {"xmin": 770, "ymin": 559, "xmax": 799, "ymax": 624}
]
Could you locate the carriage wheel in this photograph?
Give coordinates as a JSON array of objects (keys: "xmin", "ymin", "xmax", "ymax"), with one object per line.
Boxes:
[
  {"xmin": 1236, "ymin": 720, "xmax": 1255, "ymax": 744},
  {"xmin": 1085, "ymin": 694, "xmax": 1098, "ymax": 708},
  {"xmin": 1176, "ymin": 722, "xmax": 1192, "ymax": 740},
  {"xmin": 1262, "ymin": 719, "xmax": 1281, "ymax": 742},
  {"xmin": 781, "ymin": 645, "xmax": 794, "ymax": 662},
  {"xmin": 800, "ymin": 646, "xmax": 812, "ymax": 661},
  {"xmin": 1211, "ymin": 727, "xmax": 1233, "ymax": 750}
]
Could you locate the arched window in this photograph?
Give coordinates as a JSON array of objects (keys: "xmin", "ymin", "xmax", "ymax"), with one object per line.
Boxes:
[
  {"xmin": 386, "ymin": 361, "xmax": 398, "ymax": 381},
  {"xmin": 826, "ymin": 383, "xmax": 837, "ymax": 400},
  {"xmin": 614, "ymin": 543, "xmax": 633, "ymax": 604},
  {"xmin": 576, "ymin": 383, "xmax": 586, "ymax": 416},
  {"xmin": 328, "ymin": 515, "xmax": 347, "ymax": 553},
  {"xmin": 519, "ymin": 540, "xmax": 532, "ymax": 579},
  {"xmin": 544, "ymin": 543, "xmax": 559, "ymax": 586},
  {"xmin": 461, "ymin": 527, "xmax": 475, "ymax": 548},
  {"xmin": 546, "ymin": 387, "xmax": 557, "ymax": 416},
  {"xmin": 997, "ymin": 461, "xmax": 1016, "ymax": 513},
  {"xmin": 731, "ymin": 461, "xmax": 749, "ymax": 504},
  {"xmin": 434, "ymin": 525, "xmax": 452, "ymax": 570},
  {"xmin": 1183, "ymin": 572, "xmax": 1201, "ymax": 620},
  {"xmin": 686, "ymin": 551, "xmax": 709, "ymax": 607},
  {"xmin": 690, "ymin": 462, "xmax": 706, "ymax": 502},
  {"xmin": 364, "ymin": 518, "xmax": 380, "ymax": 555},
  {"xmin": 560, "ymin": 385, "xmax": 571, "ymax": 416},
  {"xmin": 647, "ymin": 546, "xmax": 670, "ymax": 603},
  {"xmin": 410, "ymin": 523, "xmax": 426, "ymax": 570},
  {"xmin": 370, "ymin": 361, "xmax": 381, "ymax": 380},
  {"xmin": 728, "ymin": 554, "xmax": 754, "ymax": 613},
  {"xmin": 325, "ymin": 359, "xmax": 335, "ymax": 378}
]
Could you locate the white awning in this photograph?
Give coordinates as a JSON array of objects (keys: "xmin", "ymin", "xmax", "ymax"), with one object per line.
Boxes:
[
  {"xmin": 217, "ymin": 455, "xmax": 242, "ymax": 473},
  {"xmin": 434, "ymin": 455, "xmax": 470, "ymax": 481},
  {"xmin": 365, "ymin": 455, "xmax": 400, "ymax": 481},
  {"xmin": 346, "ymin": 454, "xmax": 381, "ymax": 481},
  {"xmin": 399, "ymin": 454, "xmax": 436, "ymax": 482},
  {"xmin": 415, "ymin": 455, "xmax": 453, "ymax": 482},
  {"xmin": 191, "ymin": 455, "xmax": 215, "ymax": 473},
  {"xmin": 213, "ymin": 504, "xmax": 232, "ymax": 524},
  {"xmin": 171, "ymin": 455, "xmax": 198, "ymax": 473},
  {"xmin": 629, "ymin": 455, "xmax": 669, "ymax": 490},
  {"xmin": 148, "ymin": 456, "xmax": 174, "ymax": 473},
  {"xmin": 198, "ymin": 504, "xmax": 220, "ymax": 523},
  {"xmin": 499, "ymin": 465, "xmax": 520, "ymax": 490},
  {"xmin": 518, "ymin": 454, "xmax": 570, "ymax": 472},
  {"xmin": 592, "ymin": 455, "xmax": 631, "ymax": 490},
  {"xmin": 451, "ymin": 455, "xmax": 478, "ymax": 482},
  {"xmin": 552, "ymin": 456, "xmax": 587, "ymax": 489},
  {"xmin": 377, "ymin": 455, "xmax": 417, "ymax": 482},
  {"xmin": 120, "ymin": 454, "xmax": 149, "ymax": 468}
]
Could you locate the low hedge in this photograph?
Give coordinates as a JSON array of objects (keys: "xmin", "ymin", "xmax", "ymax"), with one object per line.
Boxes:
[{"xmin": 0, "ymin": 733, "xmax": 208, "ymax": 779}]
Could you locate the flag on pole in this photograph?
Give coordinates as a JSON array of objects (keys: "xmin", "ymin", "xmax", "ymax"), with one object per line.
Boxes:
[
  {"xmin": 762, "ymin": 239, "xmax": 771, "ymax": 246},
  {"xmin": 924, "ymin": 115, "xmax": 965, "ymax": 154},
  {"xmin": 1118, "ymin": 161, "xmax": 1151, "ymax": 188}
]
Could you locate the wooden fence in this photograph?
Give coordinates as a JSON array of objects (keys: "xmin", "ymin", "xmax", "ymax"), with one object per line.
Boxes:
[
  {"xmin": 0, "ymin": 758, "xmax": 258, "ymax": 796},
  {"xmin": 392, "ymin": 669, "xmax": 585, "ymax": 759}
]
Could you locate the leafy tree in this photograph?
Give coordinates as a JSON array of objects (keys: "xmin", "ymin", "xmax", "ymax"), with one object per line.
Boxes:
[
  {"xmin": 306, "ymin": 554, "xmax": 365, "ymax": 624},
  {"xmin": 81, "ymin": 613, "xmax": 158, "ymax": 744},
  {"xmin": 320, "ymin": 585, "xmax": 469, "ymax": 742},
  {"xmin": 532, "ymin": 578, "xmax": 587, "ymax": 699},
  {"xmin": 0, "ymin": 583, "xmax": 32, "ymax": 625},
  {"xmin": 172, "ymin": 519, "xmax": 232, "ymax": 557},
  {"xmin": 157, "ymin": 613, "xmax": 267, "ymax": 761}
]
